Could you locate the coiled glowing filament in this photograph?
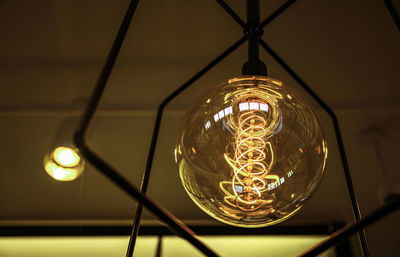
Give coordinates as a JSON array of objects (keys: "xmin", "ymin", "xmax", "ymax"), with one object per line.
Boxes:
[{"xmin": 220, "ymin": 104, "xmax": 279, "ymax": 212}]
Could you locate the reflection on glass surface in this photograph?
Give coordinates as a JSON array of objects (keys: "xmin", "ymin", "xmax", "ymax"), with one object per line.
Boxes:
[{"xmin": 176, "ymin": 76, "xmax": 328, "ymax": 227}]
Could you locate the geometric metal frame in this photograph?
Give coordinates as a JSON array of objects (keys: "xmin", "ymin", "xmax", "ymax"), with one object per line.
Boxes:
[{"xmin": 73, "ymin": 0, "xmax": 400, "ymax": 256}]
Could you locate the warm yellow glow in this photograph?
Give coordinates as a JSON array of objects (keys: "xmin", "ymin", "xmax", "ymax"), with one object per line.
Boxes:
[
  {"xmin": 45, "ymin": 163, "xmax": 74, "ymax": 180},
  {"xmin": 0, "ymin": 235, "xmax": 335, "ymax": 257},
  {"xmin": 43, "ymin": 146, "xmax": 84, "ymax": 181},
  {"xmin": 174, "ymin": 148, "xmax": 178, "ymax": 163},
  {"xmin": 228, "ymin": 76, "xmax": 272, "ymax": 84},
  {"xmin": 54, "ymin": 147, "xmax": 80, "ymax": 167},
  {"xmin": 176, "ymin": 76, "xmax": 328, "ymax": 227},
  {"xmin": 219, "ymin": 96, "xmax": 281, "ymax": 213}
]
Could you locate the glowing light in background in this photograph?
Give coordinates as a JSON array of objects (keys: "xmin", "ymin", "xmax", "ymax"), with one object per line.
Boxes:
[
  {"xmin": 43, "ymin": 146, "xmax": 85, "ymax": 181},
  {"xmin": 53, "ymin": 147, "xmax": 80, "ymax": 167}
]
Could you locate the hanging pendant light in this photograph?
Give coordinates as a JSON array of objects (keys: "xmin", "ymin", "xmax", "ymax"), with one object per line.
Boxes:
[{"xmin": 175, "ymin": 0, "xmax": 327, "ymax": 227}]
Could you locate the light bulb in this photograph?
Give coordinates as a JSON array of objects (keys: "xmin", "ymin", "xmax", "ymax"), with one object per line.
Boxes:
[
  {"xmin": 43, "ymin": 146, "xmax": 85, "ymax": 181},
  {"xmin": 176, "ymin": 76, "xmax": 327, "ymax": 227}
]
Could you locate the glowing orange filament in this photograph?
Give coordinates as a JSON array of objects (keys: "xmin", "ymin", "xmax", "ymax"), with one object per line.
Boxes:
[{"xmin": 220, "ymin": 103, "xmax": 279, "ymax": 212}]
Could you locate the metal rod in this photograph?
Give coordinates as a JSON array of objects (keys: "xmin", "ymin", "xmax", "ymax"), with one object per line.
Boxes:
[
  {"xmin": 73, "ymin": 0, "xmax": 228, "ymax": 255},
  {"xmin": 242, "ymin": 0, "xmax": 266, "ymax": 76},
  {"xmin": 159, "ymin": 36, "xmax": 247, "ymax": 106},
  {"xmin": 247, "ymin": 0, "xmax": 260, "ymax": 25},
  {"xmin": 215, "ymin": 0, "xmax": 300, "ymax": 75},
  {"xmin": 216, "ymin": 0, "xmax": 298, "ymax": 33},
  {"xmin": 299, "ymin": 196, "xmax": 400, "ymax": 257},
  {"xmin": 258, "ymin": 0, "xmax": 298, "ymax": 29},
  {"xmin": 247, "ymin": 0, "xmax": 261, "ymax": 74},
  {"xmin": 126, "ymin": 35, "xmax": 246, "ymax": 255},
  {"xmin": 384, "ymin": 0, "xmax": 400, "ymax": 31},
  {"xmin": 73, "ymin": 138, "xmax": 219, "ymax": 257},
  {"xmin": 77, "ymin": 0, "xmax": 139, "ymax": 138},
  {"xmin": 0, "ymin": 224, "xmax": 344, "ymax": 237},
  {"xmin": 75, "ymin": 35, "xmax": 246, "ymax": 257},
  {"xmin": 216, "ymin": 0, "xmax": 246, "ymax": 29},
  {"xmin": 155, "ymin": 235, "xmax": 163, "ymax": 257},
  {"xmin": 259, "ymin": 39, "xmax": 370, "ymax": 257}
]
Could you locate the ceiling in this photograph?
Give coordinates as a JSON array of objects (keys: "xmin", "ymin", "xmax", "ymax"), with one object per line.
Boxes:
[{"xmin": 0, "ymin": 0, "xmax": 399, "ymax": 256}]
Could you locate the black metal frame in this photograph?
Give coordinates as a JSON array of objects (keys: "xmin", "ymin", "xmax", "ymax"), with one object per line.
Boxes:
[
  {"xmin": 72, "ymin": 0, "xmax": 400, "ymax": 256},
  {"xmin": 0, "ymin": 224, "xmax": 345, "ymax": 237},
  {"xmin": 384, "ymin": 0, "xmax": 400, "ymax": 31}
]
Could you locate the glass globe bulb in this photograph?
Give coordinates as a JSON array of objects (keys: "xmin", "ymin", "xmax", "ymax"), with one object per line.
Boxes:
[
  {"xmin": 175, "ymin": 76, "xmax": 327, "ymax": 227},
  {"xmin": 43, "ymin": 146, "xmax": 85, "ymax": 181}
]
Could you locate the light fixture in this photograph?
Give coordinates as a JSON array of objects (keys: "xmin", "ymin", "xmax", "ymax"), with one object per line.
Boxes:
[
  {"xmin": 44, "ymin": 117, "xmax": 85, "ymax": 181},
  {"xmin": 43, "ymin": 146, "xmax": 85, "ymax": 181},
  {"xmin": 176, "ymin": 75, "xmax": 327, "ymax": 227},
  {"xmin": 174, "ymin": 0, "xmax": 328, "ymax": 227}
]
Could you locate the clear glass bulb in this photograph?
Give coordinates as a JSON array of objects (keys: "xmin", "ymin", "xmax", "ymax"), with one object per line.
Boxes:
[
  {"xmin": 175, "ymin": 76, "xmax": 327, "ymax": 227},
  {"xmin": 43, "ymin": 146, "xmax": 85, "ymax": 181}
]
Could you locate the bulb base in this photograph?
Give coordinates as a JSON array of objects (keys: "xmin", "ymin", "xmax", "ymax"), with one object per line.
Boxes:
[{"xmin": 242, "ymin": 60, "xmax": 267, "ymax": 76}]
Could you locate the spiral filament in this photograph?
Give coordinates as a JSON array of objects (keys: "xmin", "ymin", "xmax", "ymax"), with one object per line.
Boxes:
[
  {"xmin": 177, "ymin": 76, "xmax": 327, "ymax": 227},
  {"xmin": 220, "ymin": 100, "xmax": 280, "ymax": 212}
]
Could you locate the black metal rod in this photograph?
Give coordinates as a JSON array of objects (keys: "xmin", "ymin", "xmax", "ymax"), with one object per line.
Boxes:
[
  {"xmin": 299, "ymin": 196, "xmax": 400, "ymax": 257},
  {"xmin": 77, "ymin": 0, "xmax": 139, "ymax": 138},
  {"xmin": 217, "ymin": 0, "xmax": 298, "ymax": 31},
  {"xmin": 245, "ymin": 0, "xmax": 263, "ymax": 75},
  {"xmin": 258, "ymin": 0, "xmax": 298, "ymax": 29},
  {"xmin": 384, "ymin": 0, "xmax": 400, "ymax": 31},
  {"xmin": 247, "ymin": 0, "xmax": 260, "ymax": 25},
  {"xmin": 216, "ymin": 0, "xmax": 247, "ymax": 29},
  {"xmin": 241, "ymin": 0, "xmax": 266, "ymax": 76},
  {"xmin": 0, "ymin": 224, "xmax": 343, "ymax": 237},
  {"xmin": 216, "ymin": 0, "xmax": 299, "ymax": 76},
  {"xmin": 155, "ymin": 235, "xmax": 163, "ymax": 257},
  {"xmin": 126, "ymin": 35, "xmax": 247, "ymax": 255},
  {"xmin": 259, "ymin": 39, "xmax": 370, "ymax": 257},
  {"xmin": 75, "ymin": 36, "xmax": 246, "ymax": 257},
  {"xmin": 73, "ymin": 138, "xmax": 219, "ymax": 257},
  {"xmin": 220, "ymin": 0, "xmax": 301, "ymax": 76},
  {"xmin": 73, "ymin": 0, "xmax": 226, "ymax": 255},
  {"xmin": 159, "ymin": 36, "xmax": 247, "ymax": 107}
]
